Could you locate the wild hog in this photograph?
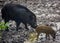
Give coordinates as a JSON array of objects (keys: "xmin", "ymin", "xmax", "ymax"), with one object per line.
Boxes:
[
  {"xmin": 35, "ymin": 25, "xmax": 56, "ymax": 41},
  {"xmin": 1, "ymin": 3, "xmax": 37, "ymax": 31}
]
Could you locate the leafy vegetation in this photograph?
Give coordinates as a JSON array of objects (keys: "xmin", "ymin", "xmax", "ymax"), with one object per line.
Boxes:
[
  {"xmin": 0, "ymin": 22, "xmax": 9, "ymax": 31},
  {"xmin": 0, "ymin": 22, "xmax": 9, "ymax": 42}
]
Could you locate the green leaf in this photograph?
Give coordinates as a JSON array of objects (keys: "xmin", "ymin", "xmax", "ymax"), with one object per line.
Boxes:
[{"xmin": 0, "ymin": 22, "xmax": 9, "ymax": 31}]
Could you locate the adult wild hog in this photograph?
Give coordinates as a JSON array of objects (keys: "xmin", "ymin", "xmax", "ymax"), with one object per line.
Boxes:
[
  {"xmin": 1, "ymin": 3, "xmax": 37, "ymax": 31},
  {"xmin": 35, "ymin": 25, "xmax": 56, "ymax": 41}
]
